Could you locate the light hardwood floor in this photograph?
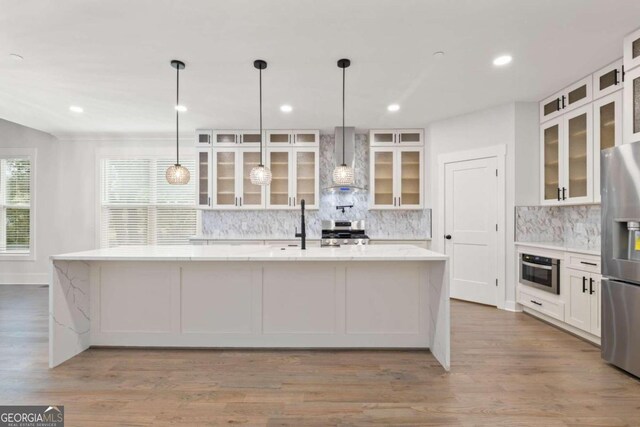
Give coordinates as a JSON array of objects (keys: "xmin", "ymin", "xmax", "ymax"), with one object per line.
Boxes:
[{"xmin": 0, "ymin": 285, "xmax": 638, "ymax": 426}]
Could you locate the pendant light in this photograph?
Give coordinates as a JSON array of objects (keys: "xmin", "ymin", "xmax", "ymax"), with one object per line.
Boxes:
[
  {"xmin": 166, "ymin": 60, "xmax": 191, "ymax": 185},
  {"xmin": 333, "ymin": 58, "xmax": 355, "ymax": 186},
  {"xmin": 249, "ymin": 59, "xmax": 272, "ymax": 186}
]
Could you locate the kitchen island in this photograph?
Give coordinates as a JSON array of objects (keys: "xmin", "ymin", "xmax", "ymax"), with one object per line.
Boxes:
[{"xmin": 50, "ymin": 244, "xmax": 449, "ymax": 370}]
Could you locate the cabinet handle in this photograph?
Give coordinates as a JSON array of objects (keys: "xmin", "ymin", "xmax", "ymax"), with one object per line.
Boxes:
[
  {"xmin": 556, "ymin": 98, "xmax": 561, "ymax": 112},
  {"xmin": 580, "ymin": 261, "xmax": 597, "ymax": 266},
  {"xmin": 288, "ymin": 196, "xmax": 291, "ymax": 206},
  {"xmin": 235, "ymin": 197, "xmax": 238, "ymax": 206},
  {"xmin": 239, "ymin": 134, "xmax": 243, "ymax": 144},
  {"xmin": 393, "ymin": 197, "xmax": 396, "ymax": 207},
  {"xmin": 561, "ymin": 95, "xmax": 566, "ymax": 109},
  {"xmin": 239, "ymin": 197, "xmax": 242, "ymax": 206},
  {"xmin": 208, "ymin": 196, "xmax": 211, "ymax": 206},
  {"xmin": 614, "ymin": 69, "xmax": 620, "ymax": 85},
  {"xmin": 557, "ymin": 188, "xmax": 561, "ymax": 201},
  {"xmin": 582, "ymin": 276, "xmax": 587, "ymax": 293},
  {"xmin": 622, "ymin": 65, "xmax": 626, "ymax": 83},
  {"xmin": 398, "ymin": 196, "xmax": 401, "ymax": 206},
  {"xmin": 530, "ymin": 300, "xmax": 542, "ymax": 306},
  {"xmin": 589, "ymin": 277, "xmax": 594, "ymax": 295},
  {"xmin": 293, "ymin": 197, "xmax": 296, "ymax": 206},
  {"xmin": 562, "ymin": 187, "xmax": 566, "ymax": 200}
]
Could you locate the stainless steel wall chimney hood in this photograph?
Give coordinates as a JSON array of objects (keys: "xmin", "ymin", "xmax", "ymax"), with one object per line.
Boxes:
[{"xmin": 325, "ymin": 126, "xmax": 366, "ymax": 194}]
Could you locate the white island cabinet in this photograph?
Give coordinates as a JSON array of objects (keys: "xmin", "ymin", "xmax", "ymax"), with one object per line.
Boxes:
[{"xmin": 50, "ymin": 245, "xmax": 450, "ymax": 370}]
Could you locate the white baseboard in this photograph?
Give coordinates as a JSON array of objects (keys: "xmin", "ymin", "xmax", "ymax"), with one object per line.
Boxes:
[
  {"xmin": 0, "ymin": 273, "xmax": 48, "ymax": 285},
  {"xmin": 502, "ymin": 300, "xmax": 521, "ymax": 312}
]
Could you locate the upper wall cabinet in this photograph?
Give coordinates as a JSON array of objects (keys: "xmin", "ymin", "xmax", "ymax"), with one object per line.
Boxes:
[
  {"xmin": 540, "ymin": 106, "xmax": 593, "ymax": 205},
  {"xmin": 539, "ymin": 76, "xmax": 592, "ymax": 123},
  {"xmin": 623, "ymin": 27, "xmax": 640, "ymax": 73},
  {"xmin": 266, "ymin": 130, "xmax": 319, "ymax": 146},
  {"xmin": 195, "ymin": 129, "xmax": 319, "ymax": 210},
  {"xmin": 369, "ymin": 129, "xmax": 424, "ymax": 210},
  {"xmin": 370, "ymin": 129, "xmax": 424, "ymax": 147},
  {"xmin": 593, "ymin": 59, "xmax": 624, "ymax": 100}
]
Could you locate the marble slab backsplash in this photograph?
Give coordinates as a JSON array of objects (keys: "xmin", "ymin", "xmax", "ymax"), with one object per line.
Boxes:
[
  {"xmin": 201, "ymin": 134, "xmax": 431, "ymax": 239},
  {"xmin": 515, "ymin": 205, "xmax": 601, "ymax": 250}
]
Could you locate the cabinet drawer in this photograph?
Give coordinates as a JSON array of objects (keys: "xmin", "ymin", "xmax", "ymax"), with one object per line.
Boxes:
[
  {"xmin": 565, "ymin": 253, "xmax": 600, "ymax": 273},
  {"xmin": 519, "ymin": 288, "xmax": 565, "ymax": 321}
]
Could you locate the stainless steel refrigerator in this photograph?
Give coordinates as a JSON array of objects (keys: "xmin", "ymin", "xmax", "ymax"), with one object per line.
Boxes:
[{"xmin": 601, "ymin": 142, "xmax": 640, "ymax": 377}]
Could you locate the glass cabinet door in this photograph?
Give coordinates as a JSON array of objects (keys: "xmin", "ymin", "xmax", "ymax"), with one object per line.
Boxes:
[
  {"xmin": 294, "ymin": 150, "xmax": 317, "ymax": 208},
  {"xmin": 372, "ymin": 149, "xmax": 395, "ymax": 207},
  {"xmin": 267, "ymin": 150, "xmax": 290, "ymax": 208},
  {"xmin": 293, "ymin": 131, "xmax": 319, "ymax": 146},
  {"xmin": 215, "ymin": 151, "xmax": 236, "ymax": 206},
  {"xmin": 267, "ymin": 131, "xmax": 291, "ymax": 146},
  {"xmin": 397, "ymin": 130, "xmax": 423, "ymax": 146},
  {"xmin": 623, "ymin": 27, "xmax": 640, "ymax": 72},
  {"xmin": 197, "ymin": 149, "xmax": 211, "ymax": 207},
  {"xmin": 542, "ymin": 120, "xmax": 561, "ymax": 203},
  {"xmin": 370, "ymin": 131, "xmax": 395, "ymax": 146},
  {"xmin": 624, "ymin": 67, "xmax": 640, "ymax": 144},
  {"xmin": 593, "ymin": 60, "xmax": 623, "ymax": 99},
  {"xmin": 240, "ymin": 150, "xmax": 263, "ymax": 208},
  {"xmin": 541, "ymin": 96, "xmax": 562, "ymax": 121},
  {"xmin": 213, "ymin": 131, "xmax": 238, "ymax": 145},
  {"xmin": 565, "ymin": 76, "xmax": 592, "ymax": 111},
  {"xmin": 398, "ymin": 149, "xmax": 422, "ymax": 207},
  {"xmin": 239, "ymin": 131, "xmax": 261, "ymax": 146},
  {"xmin": 565, "ymin": 108, "xmax": 591, "ymax": 201}
]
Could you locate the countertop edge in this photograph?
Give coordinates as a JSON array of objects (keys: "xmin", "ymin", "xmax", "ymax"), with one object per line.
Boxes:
[{"xmin": 515, "ymin": 241, "xmax": 600, "ymax": 257}]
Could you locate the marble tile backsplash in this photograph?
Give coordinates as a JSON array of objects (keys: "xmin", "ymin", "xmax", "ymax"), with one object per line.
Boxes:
[
  {"xmin": 201, "ymin": 134, "xmax": 431, "ymax": 239},
  {"xmin": 515, "ymin": 205, "xmax": 601, "ymax": 250}
]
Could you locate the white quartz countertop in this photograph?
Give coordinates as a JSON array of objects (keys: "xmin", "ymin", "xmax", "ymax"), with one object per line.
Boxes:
[
  {"xmin": 51, "ymin": 244, "xmax": 448, "ymax": 262},
  {"xmin": 189, "ymin": 236, "xmax": 431, "ymax": 241},
  {"xmin": 515, "ymin": 241, "xmax": 600, "ymax": 257}
]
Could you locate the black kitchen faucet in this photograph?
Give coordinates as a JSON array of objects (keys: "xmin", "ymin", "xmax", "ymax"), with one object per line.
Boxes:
[{"xmin": 295, "ymin": 199, "xmax": 306, "ymax": 250}]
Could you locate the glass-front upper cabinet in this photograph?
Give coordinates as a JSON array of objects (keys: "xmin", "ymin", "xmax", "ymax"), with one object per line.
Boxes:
[
  {"xmin": 593, "ymin": 91, "xmax": 622, "ymax": 202},
  {"xmin": 294, "ymin": 149, "xmax": 318, "ymax": 209},
  {"xmin": 564, "ymin": 106, "xmax": 592, "ymax": 203},
  {"xmin": 540, "ymin": 76, "xmax": 592, "ymax": 123},
  {"xmin": 541, "ymin": 118, "xmax": 562, "ymax": 204},
  {"xmin": 240, "ymin": 149, "xmax": 264, "ymax": 208},
  {"xmin": 593, "ymin": 59, "xmax": 623, "ymax": 100},
  {"xmin": 195, "ymin": 130, "xmax": 212, "ymax": 146},
  {"xmin": 196, "ymin": 148, "xmax": 211, "ymax": 208},
  {"xmin": 214, "ymin": 149, "xmax": 237, "ymax": 208},
  {"xmin": 623, "ymin": 66, "xmax": 640, "ymax": 144},
  {"xmin": 624, "ymin": 27, "xmax": 640, "ymax": 72},
  {"xmin": 266, "ymin": 149, "xmax": 291, "ymax": 208},
  {"xmin": 292, "ymin": 131, "xmax": 319, "ymax": 146},
  {"xmin": 369, "ymin": 147, "xmax": 423, "ymax": 209},
  {"xmin": 370, "ymin": 129, "xmax": 424, "ymax": 146}
]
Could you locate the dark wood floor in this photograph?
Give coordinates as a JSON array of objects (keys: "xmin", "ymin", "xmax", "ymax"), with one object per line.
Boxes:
[{"xmin": 0, "ymin": 286, "xmax": 638, "ymax": 426}]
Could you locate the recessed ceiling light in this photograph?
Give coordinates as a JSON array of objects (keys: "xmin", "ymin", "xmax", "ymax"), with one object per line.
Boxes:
[
  {"xmin": 433, "ymin": 51, "xmax": 445, "ymax": 58},
  {"xmin": 9, "ymin": 53, "xmax": 23, "ymax": 62},
  {"xmin": 387, "ymin": 104, "xmax": 400, "ymax": 112},
  {"xmin": 175, "ymin": 105, "xmax": 187, "ymax": 112},
  {"xmin": 280, "ymin": 104, "xmax": 292, "ymax": 113},
  {"xmin": 493, "ymin": 55, "xmax": 512, "ymax": 66},
  {"xmin": 69, "ymin": 106, "xmax": 84, "ymax": 113}
]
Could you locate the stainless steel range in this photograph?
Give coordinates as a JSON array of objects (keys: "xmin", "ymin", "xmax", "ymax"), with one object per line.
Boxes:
[{"xmin": 321, "ymin": 220, "xmax": 369, "ymax": 247}]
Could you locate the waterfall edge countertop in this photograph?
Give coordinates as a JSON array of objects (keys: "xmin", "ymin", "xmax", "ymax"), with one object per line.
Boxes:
[{"xmin": 51, "ymin": 244, "xmax": 448, "ymax": 262}]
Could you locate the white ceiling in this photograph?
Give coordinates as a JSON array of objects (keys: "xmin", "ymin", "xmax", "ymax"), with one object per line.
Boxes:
[{"xmin": 1, "ymin": 0, "xmax": 640, "ymax": 138}]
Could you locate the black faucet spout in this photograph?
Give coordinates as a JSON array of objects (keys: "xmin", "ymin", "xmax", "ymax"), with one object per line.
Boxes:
[{"xmin": 294, "ymin": 199, "xmax": 306, "ymax": 250}]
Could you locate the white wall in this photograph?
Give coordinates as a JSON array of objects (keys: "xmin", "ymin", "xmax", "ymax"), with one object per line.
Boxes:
[
  {"xmin": 0, "ymin": 119, "xmax": 58, "ymax": 284},
  {"xmin": 426, "ymin": 102, "xmax": 538, "ymax": 310}
]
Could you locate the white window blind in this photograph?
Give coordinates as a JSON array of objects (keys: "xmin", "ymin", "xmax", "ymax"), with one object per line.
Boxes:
[
  {"xmin": 0, "ymin": 158, "xmax": 32, "ymax": 254},
  {"xmin": 100, "ymin": 158, "xmax": 196, "ymax": 248}
]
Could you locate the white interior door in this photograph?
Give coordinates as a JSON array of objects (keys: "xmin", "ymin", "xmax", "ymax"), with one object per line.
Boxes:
[{"xmin": 444, "ymin": 157, "xmax": 498, "ymax": 306}]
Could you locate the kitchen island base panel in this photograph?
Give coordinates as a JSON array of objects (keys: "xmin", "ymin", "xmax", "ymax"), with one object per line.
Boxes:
[{"xmin": 50, "ymin": 255, "xmax": 449, "ymax": 370}]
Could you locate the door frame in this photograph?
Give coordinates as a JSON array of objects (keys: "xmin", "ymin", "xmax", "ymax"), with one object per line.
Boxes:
[{"xmin": 437, "ymin": 145, "xmax": 507, "ymax": 309}]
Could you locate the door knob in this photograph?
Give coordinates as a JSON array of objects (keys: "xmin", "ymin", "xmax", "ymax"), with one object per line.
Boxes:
[{"xmin": 444, "ymin": 235, "xmax": 452, "ymax": 240}]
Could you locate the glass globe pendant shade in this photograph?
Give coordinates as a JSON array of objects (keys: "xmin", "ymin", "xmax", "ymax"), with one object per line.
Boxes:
[
  {"xmin": 166, "ymin": 163, "xmax": 191, "ymax": 185},
  {"xmin": 333, "ymin": 164, "xmax": 355, "ymax": 186},
  {"xmin": 250, "ymin": 164, "xmax": 272, "ymax": 185}
]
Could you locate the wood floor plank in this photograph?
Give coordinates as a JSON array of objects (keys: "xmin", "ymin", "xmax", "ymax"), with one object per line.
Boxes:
[{"xmin": 0, "ymin": 285, "xmax": 638, "ymax": 426}]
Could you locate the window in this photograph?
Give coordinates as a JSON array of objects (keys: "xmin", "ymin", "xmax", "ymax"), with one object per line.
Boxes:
[
  {"xmin": 0, "ymin": 157, "xmax": 33, "ymax": 256},
  {"xmin": 100, "ymin": 158, "xmax": 196, "ymax": 247}
]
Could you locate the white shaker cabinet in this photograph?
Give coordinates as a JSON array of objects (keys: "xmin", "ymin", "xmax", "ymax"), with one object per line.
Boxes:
[
  {"xmin": 540, "ymin": 105, "xmax": 593, "ymax": 205},
  {"xmin": 593, "ymin": 91, "xmax": 622, "ymax": 202},
  {"xmin": 266, "ymin": 130, "xmax": 320, "ymax": 147},
  {"xmin": 370, "ymin": 129, "xmax": 423, "ymax": 147},
  {"xmin": 266, "ymin": 146, "xmax": 319, "ymax": 210},
  {"xmin": 539, "ymin": 76, "xmax": 592, "ymax": 123},
  {"xmin": 196, "ymin": 148, "xmax": 212, "ymax": 208},
  {"xmin": 370, "ymin": 146, "xmax": 423, "ymax": 210},
  {"xmin": 212, "ymin": 147, "xmax": 265, "ymax": 209},
  {"xmin": 593, "ymin": 59, "xmax": 624, "ymax": 100},
  {"xmin": 564, "ymin": 267, "xmax": 601, "ymax": 337}
]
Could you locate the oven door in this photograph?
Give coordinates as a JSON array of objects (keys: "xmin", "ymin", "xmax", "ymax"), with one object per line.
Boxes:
[{"xmin": 520, "ymin": 258, "xmax": 559, "ymax": 294}]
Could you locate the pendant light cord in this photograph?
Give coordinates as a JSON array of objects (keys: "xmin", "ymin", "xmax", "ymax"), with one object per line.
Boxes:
[
  {"xmin": 259, "ymin": 66, "xmax": 263, "ymax": 166},
  {"xmin": 176, "ymin": 65, "xmax": 180, "ymax": 165},
  {"xmin": 342, "ymin": 65, "xmax": 346, "ymax": 166}
]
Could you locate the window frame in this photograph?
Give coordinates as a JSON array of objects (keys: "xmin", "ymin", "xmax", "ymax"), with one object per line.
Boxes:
[
  {"xmin": 0, "ymin": 148, "xmax": 36, "ymax": 261},
  {"xmin": 96, "ymin": 146, "xmax": 197, "ymax": 248}
]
